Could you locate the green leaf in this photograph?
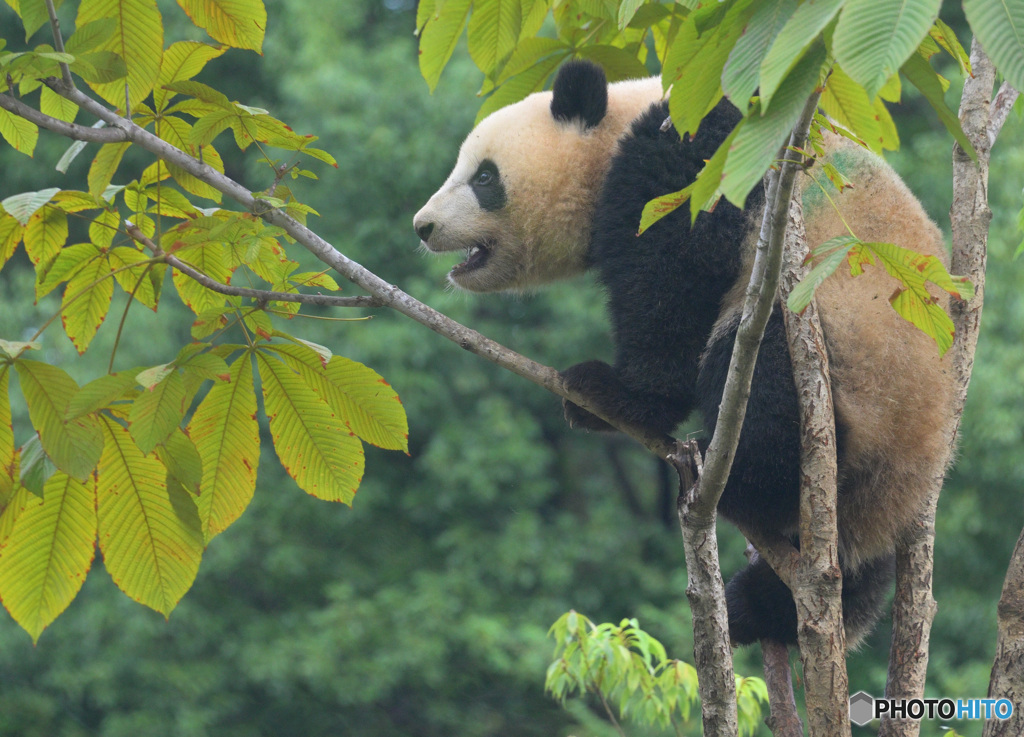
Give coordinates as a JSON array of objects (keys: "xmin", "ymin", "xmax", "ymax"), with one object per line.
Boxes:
[
  {"xmin": 819, "ymin": 64, "xmax": 881, "ymax": 151},
  {"xmin": 0, "ymin": 213, "xmax": 22, "ymax": 270},
  {"xmin": 154, "ymin": 41, "xmax": 227, "ymax": 112},
  {"xmin": 69, "ymin": 50, "xmax": 128, "ymax": 84},
  {"xmin": 67, "ymin": 370, "xmax": 140, "ymax": 418},
  {"xmin": 963, "ymin": 0, "xmax": 1024, "ymax": 93},
  {"xmin": 0, "ymin": 471, "xmax": 96, "ymax": 642},
  {"xmin": 172, "ymin": 242, "xmax": 231, "ymax": 314},
  {"xmin": 107, "ymin": 246, "xmax": 159, "ymax": 310},
  {"xmin": 476, "ymin": 50, "xmax": 566, "ymax": 122},
  {"xmin": 88, "ymin": 142, "xmax": 130, "ymax": 199},
  {"xmin": 786, "ymin": 235, "xmax": 860, "ymax": 312},
  {"xmin": 722, "ymin": 0, "xmax": 798, "ymax": 107},
  {"xmin": 930, "ymin": 17, "xmax": 971, "ymax": 76},
  {"xmin": 18, "ymin": 433, "xmax": 56, "ymax": 496},
  {"xmin": 900, "ymin": 51, "xmax": 976, "ymax": 161},
  {"xmin": 14, "ymin": 360, "xmax": 104, "ymax": 480},
  {"xmin": 24, "ymin": 205, "xmax": 67, "ymax": 268},
  {"xmin": 40, "ymin": 86, "xmax": 78, "ymax": 124},
  {"xmin": 419, "ymin": 0, "xmax": 471, "ymax": 92},
  {"xmin": 577, "ymin": 45, "xmax": 651, "ymax": 82},
  {"xmin": 468, "ymin": 0, "xmax": 522, "ymax": 77},
  {"xmin": 64, "ymin": 17, "xmax": 118, "ymax": 55},
  {"xmin": 154, "ymin": 428, "xmax": 203, "ymax": 495},
  {"xmin": 129, "ymin": 369, "xmax": 186, "ymax": 454},
  {"xmin": 76, "ymin": 0, "xmax": 164, "ymax": 109},
  {"xmin": 758, "ymin": 0, "xmax": 842, "ymax": 112},
  {"xmin": 188, "ymin": 352, "xmax": 258, "ymax": 541},
  {"xmin": 174, "ymin": 0, "xmax": 266, "ymax": 53},
  {"xmin": 1, "ymin": 187, "xmax": 59, "ymax": 225},
  {"xmin": 62, "ymin": 253, "xmax": 114, "ymax": 353},
  {"xmin": 35, "ymin": 242, "xmax": 101, "ymax": 300},
  {"xmin": 722, "ymin": 41, "xmax": 826, "ymax": 206},
  {"xmin": 96, "ymin": 416, "xmax": 202, "ymax": 615},
  {"xmin": 689, "ymin": 123, "xmax": 742, "ymax": 220},
  {"xmin": 256, "ymin": 351, "xmax": 365, "ymax": 503},
  {"xmin": 271, "ymin": 345, "xmax": 409, "ymax": 452},
  {"xmin": 637, "ymin": 182, "xmax": 694, "ymax": 236},
  {"xmin": 832, "ymin": 0, "xmax": 940, "ymax": 99},
  {"xmin": 0, "ymin": 367, "xmax": 13, "ymax": 500}
]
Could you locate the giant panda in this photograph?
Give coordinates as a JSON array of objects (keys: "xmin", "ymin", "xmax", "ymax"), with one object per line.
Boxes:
[{"xmin": 413, "ymin": 60, "xmax": 955, "ymax": 648}]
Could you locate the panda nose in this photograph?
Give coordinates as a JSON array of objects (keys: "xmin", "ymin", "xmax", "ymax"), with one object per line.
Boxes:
[{"xmin": 416, "ymin": 222, "xmax": 434, "ymax": 242}]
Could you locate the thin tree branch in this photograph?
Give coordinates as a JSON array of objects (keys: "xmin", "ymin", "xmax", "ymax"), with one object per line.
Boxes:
[
  {"xmin": 988, "ymin": 82, "xmax": 1020, "ymax": 148},
  {"xmin": 2, "ymin": 78, "xmax": 676, "ymax": 459},
  {"xmin": 673, "ymin": 88, "xmax": 822, "ymax": 737},
  {"xmin": 761, "ymin": 638, "xmax": 804, "ymax": 737},
  {"xmin": 779, "ymin": 158, "xmax": 848, "ymax": 737},
  {"xmin": 124, "ymin": 221, "xmax": 384, "ymax": 308},
  {"xmin": 43, "ymin": 0, "xmax": 75, "ymax": 90},
  {"xmin": 881, "ymin": 39, "xmax": 1009, "ymax": 737}
]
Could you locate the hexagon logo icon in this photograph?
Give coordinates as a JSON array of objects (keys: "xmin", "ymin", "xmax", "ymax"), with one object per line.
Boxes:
[{"xmin": 849, "ymin": 691, "xmax": 875, "ymax": 726}]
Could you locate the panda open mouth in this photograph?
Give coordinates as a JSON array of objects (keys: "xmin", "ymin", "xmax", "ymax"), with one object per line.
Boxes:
[{"xmin": 451, "ymin": 242, "xmax": 492, "ymax": 275}]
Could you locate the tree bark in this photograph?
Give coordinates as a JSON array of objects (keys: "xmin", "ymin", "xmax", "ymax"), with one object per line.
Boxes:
[
  {"xmin": 762, "ymin": 637, "xmax": 805, "ymax": 737},
  {"xmin": 983, "ymin": 528, "xmax": 1024, "ymax": 737},
  {"xmin": 778, "ymin": 185, "xmax": 850, "ymax": 737}
]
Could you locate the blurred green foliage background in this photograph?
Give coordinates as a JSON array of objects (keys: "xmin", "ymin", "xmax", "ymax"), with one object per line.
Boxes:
[{"xmin": 0, "ymin": 0, "xmax": 1021, "ymax": 735}]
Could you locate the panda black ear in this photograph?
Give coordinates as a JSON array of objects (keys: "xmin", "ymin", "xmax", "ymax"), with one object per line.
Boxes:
[{"xmin": 551, "ymin": 60, "xmax": 608, "ymax": 129}]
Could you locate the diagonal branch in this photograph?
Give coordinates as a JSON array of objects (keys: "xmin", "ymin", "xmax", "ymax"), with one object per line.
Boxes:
[{"xmin": 1, "ymin": 77, "xmax": 676, "ymax": 459}]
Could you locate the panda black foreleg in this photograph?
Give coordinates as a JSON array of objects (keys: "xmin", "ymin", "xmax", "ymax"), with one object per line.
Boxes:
[{"xmin": 560, "ymin": 359, "xmax": 690, "ymax": 435}]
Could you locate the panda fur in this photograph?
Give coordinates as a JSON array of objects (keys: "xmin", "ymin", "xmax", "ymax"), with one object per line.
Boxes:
[{"xmin": 414, "ymin": 60, "xmax": 955, "ymax": 647}]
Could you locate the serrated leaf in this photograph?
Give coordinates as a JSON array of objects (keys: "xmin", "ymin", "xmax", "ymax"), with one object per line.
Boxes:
[
  {"xmin": 468, "ymin": 0, "xmax": 522, "ymax": 77},
  {"xmin": 786, "ymin": 235, "xmax": 859, "ymax": 312},
  {"xmin": 88, "ymin": 142, "xmax": 130, "ymax": 199},
  {"xmin": 175, "ymin": 0, "xmax": 266, "ymax": 53},
  {"xmin": 154, "ymin": 428, "xmax": 202, "ymax": 495},
  {"xmin": 0, "ymin": 471, "xmax": 96, "ymax": 642},
  {"xmin": 963, "ymin": 0, "xmax": 1024, "ymax": 94},
  {"xmin": 1, "ymin": 187, "xmax": 59, "ymax": 225},
  {"xmin": 901, "ymin": 51, "xmax": 975, "ymax": 161},
  {"xmin": 0, "ymin": 213, "xmax": 22, "ymax": 270},
  {"xmin": 722, "ymin": 0, "xmax": 798, "ymax": 106},
  {"xmin": 69, "ymin": 50, "xmax": 128, "ymax": 84},
  {"xmin": 930, "ymin": 18, "xmax": 970, "ymax": 76},
  {"xmin": 256, "ymin": 351, "xmax": 364, "ymax": 502},
  {"xmin": 67, "ymin": 370, "xmax": 140, "ymax": 418},
  {"xmin": 419, "ymin": 0, "xmax": 471, "ymax": 92},
  {"xmin": 758, "ymin": 0, "xmax": 842, "ymax": 113},
  {"xmin": 0, "ymin": 367, "xmax": 13, "ymax": 499},
  {"xmin": 819, "ymin": 64, "xmax": 881, "ymax": 152},
  {"xmin": 188, "ymin": 352, "xmax": 258, "ymax": 540},
  {"xmin": 833, "ymin": 0, "xmax": 940, "ymax": 100},
  {"xmin": 154, "ymin": 41, "xmax": 226, "ymax": 112},
  {"xmin": 75, "ymin": 0, "xmax": 163, "ymax": 109},
  {"xmin": 722, "ymin": 42, "xmax": 826, "ymax": 206},
  {"xmin": 129, "ymin": 369, "xmax": 186, "ymax": 454},
  {"xmin": 62, "ymin": 255, "xmax": 114, "ymax": 353},
  {"xmin": 65, "ymin": 17, "xmax": 118, "ymax": 55},
  {"xmin": 14, "ymin": 360, "xmax": 104, "ymax": 480},
  {"xmin": 270, "ymin": 345, "xmax": 409, "ymax": 453},
  {"xmin": 35, "ymin": 242, "xmax": 101, "ymax": 299},
  {"xmin": 40, "ymin": 86, "xmax": 78, "ymax": 123},
  {"xmin": 0, "ymin": 104, "xmax": 39, "ymax": 156},
  {"xmin": 24, "ymin": 205, "xmax": 67, "ymax": 268},
  {"xmin": 96, "ymin": 416, "xmax": 202, "ymax": 615},
  {"xmin": 172, "ymin": 243, "xmax": 231, "ymax": 315}
]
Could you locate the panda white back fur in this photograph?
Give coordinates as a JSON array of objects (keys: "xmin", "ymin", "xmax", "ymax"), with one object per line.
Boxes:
[{"xmin": 415, "ymin": 60, "xmax": 955, "ymax": 648}]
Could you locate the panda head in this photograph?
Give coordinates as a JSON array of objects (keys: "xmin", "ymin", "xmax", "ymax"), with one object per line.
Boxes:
[{"xmin": 414, "ymin": 61, "xmax": 662, "ymax": 292}]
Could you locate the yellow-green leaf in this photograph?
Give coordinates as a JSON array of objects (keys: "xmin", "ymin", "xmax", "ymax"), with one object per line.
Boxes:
[
  {"xmin": 40, "ymin": 86, "xmax": 79, "ymax": 123},
  {"xmin": 96, "ymin": 417, "xmax": 202, "ymax": 615},
  {"xmin": 256, "ymin": 351, "xmax": 364, "ymax": 503},
  {"xmin": 0, "ymin": 367, "xmax": 13, "ymax": 499},
  {"xmin": 172, "ymin": 242, "xmax": 231, "ymax": 314},
  {"xmin": 0, "ymin": 106, "xmax": 39, "ymax": 156},
  {"xmin": 35, "ymin": 241, "xmax": 102, "ymax": 300},
  {"xmin": 129, "ymin": 369, "xmax": 186, "ymax": 454},
  {"xmin": 0, "ymin": 213, "xmax": 23, "ymax": 270},
  {"xmin": 758, "ymin": 0, "xmax": 842, "ymax": 112},
  {"xmin": 638, "ymin": 183, "xmax": 694, "ymax": 236},
  {"xmin": 107, "ymin": 246, "xmax": 158, "ymax": 309},
  {"xmin": 419, "ymin": 0, "xmax": 471, "ymax": 92},
  {"xmin": 188, "ymin": 352, "xmax": 258, "ymax": 540},
  {"xmin": 62, "ymin": 254, "xmax": 114, "ymax": 353},
  {"xmin": 0, "ymin": 471, "xmax": 96, "ymax": 643},
  {"xmin": 820, "ymin": 65, "xmax": 881, "ymax": 152},
  {"xmin": 174, "ymin": 0, "xmax": 266, "ymax": 53},
  {"xmin": 154, "ymin": 40, "xmax": 227, "ymax": 111},
  {"xmin": 14, "ymin": 360, "xmax": 104, "ymax": 480},
  {"xmin": 271, "ymin": 344, "xmax": 408, "ymax": 453},
  {"xmin": 468, "ymin": 0, "xmax": 521, "ymax": 77},
  {"xmin": 67, "ymin": 369, "xmax": 141, "ymax": 418},
  {"xmin": 154, "ymin": 427, "xmax": 202, "ymax": 495},
  {"xmin": 23, "ymin": 205, "xmax": 67, "ymax": 270},
  {"xmin": 76, "ymin": 0, "xmax": 164, "ymax": 109},
  {"xmin": 88, "ymin": 142, "xmax": 130, "ymax": 199}
]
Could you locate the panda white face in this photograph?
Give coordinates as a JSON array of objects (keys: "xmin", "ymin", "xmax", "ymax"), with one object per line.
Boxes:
[{"xmin": 414, "ymin": 68, "xmax": 665, "ymax": 293}]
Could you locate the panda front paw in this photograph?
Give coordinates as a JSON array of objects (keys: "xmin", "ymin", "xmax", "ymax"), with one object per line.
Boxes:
[{"xmin": 560, "ymin": 360, "xmax": 621, "ymax": 432}]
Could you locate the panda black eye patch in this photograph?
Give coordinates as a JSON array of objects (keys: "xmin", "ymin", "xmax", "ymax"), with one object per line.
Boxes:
[{"xmin": 470, "ymin": 159, "xmax": 506, "ymax": 212}]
